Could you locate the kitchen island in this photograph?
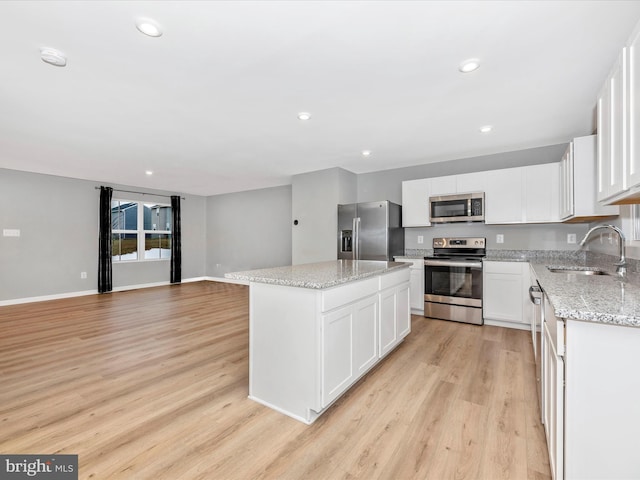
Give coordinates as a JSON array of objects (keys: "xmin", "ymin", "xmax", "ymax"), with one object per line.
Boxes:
[{"xmin": 225, "ymin": 260, "xmax": 411, "ymax": 424}]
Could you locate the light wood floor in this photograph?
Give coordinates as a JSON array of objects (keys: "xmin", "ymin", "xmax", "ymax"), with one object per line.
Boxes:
[{"xmin": 0, "ymin": 281, "xmax": 551, "ymax": 480}]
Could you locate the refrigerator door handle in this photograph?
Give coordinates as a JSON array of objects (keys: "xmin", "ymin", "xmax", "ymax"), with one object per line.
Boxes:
[{"xmin": 353, "ymin": 217, "xmax": 361, "ymax": 260}]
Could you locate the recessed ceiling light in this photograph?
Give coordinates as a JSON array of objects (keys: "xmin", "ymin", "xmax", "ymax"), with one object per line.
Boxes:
[
  {"xmin": 297, "ymin": 112, "xmax": 311, "ymax": 121},
  {"xmin": 135, "ymin": 18, "xmax": 163, "ymax": 37},
  {"xmin": 40, "ymin": 48, "xmax": 67, "ymax": 67},
  {"xmin": 145, "ymin": 170, "xmax": 153, "ymax": 176},
  {"xmin": 362, "ymin": 150, "xmax": 372, "ymax": 157},
  {"xmin": 459, "ymin": 58, "xmax": 480, "ymax": 73},
  {"xmin": 480, "ymin": 125, "xmax": 493, "ymax": 133}
]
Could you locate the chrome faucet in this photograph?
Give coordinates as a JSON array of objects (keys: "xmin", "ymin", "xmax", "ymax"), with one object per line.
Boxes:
[{"xmin": 579, "ymin": 224, "xmax": 627, "ymax": 277}]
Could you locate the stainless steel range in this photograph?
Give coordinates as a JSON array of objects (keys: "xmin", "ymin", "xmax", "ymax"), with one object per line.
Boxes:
[{"xmin": 424, "ymin": 237, "xmax": 486, "ymax": 325}]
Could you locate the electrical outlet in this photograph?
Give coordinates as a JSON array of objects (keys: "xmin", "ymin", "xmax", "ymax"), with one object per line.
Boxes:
[
  {"xmin": 80, "ymin": 272, "xmax": 87, "ymax": 279},
  {"xmin": 3, "ymin": 229, "xmax": 20, "ymax": 237},
  {"xmin": 417, "ymin": 235, "xmax": 424, "ymax": 244},
  {"xmin": 567, "ymin": 233, "xmax": 576, "ymax": 244},
  {"xmin": 496, "ymin": 234, "xmax": 504, "ymax": 244}
]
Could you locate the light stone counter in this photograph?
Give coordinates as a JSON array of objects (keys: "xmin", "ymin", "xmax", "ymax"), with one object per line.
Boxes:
[
  {"xmin": 483, "ymin": 250, "xmax": 640, "ymax": 328},
  {"xmin": 225, "ymin": 260, "xmax": 409, "ymax": 289},
  {"xmin": 530, "ymin": 263, "xmax": 640, "ymax": 328}
]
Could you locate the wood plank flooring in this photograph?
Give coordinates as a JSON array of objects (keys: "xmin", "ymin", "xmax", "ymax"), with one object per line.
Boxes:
[{"xmin": 0, "ymin": 281, "xmax": 550, "ymax": 479}]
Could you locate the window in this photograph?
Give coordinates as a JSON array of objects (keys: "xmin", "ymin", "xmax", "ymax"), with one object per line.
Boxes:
[{"xmin": 111, "ymin": 200, "xmax": 172, "ymax": 262}]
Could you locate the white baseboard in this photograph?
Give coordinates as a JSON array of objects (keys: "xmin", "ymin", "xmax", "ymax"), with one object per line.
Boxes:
[
  {"xmin": 0, "ymin": 289, "xmax": 99, "ymax": 307},
  {"xmin": 0, "ymin": 276, "xmax": 230, "ymax": 306},
  {"xmin": 484, "ymin": 319, "xmax": 530, "ymax": 331},
  {"xmin": 204, "ymin": 276, "xmax": 250, "ymax": 286}
]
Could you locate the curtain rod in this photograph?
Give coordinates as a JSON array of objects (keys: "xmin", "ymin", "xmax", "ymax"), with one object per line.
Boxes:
[{"xmin": 95, "ymin": 186, "xmax": 185, "ymax": 200}]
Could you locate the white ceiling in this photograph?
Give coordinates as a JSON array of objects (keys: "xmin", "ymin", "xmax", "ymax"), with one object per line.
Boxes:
[{"xmin": 2, "ymin": 1, "xmax": 640, "ymax": 196}]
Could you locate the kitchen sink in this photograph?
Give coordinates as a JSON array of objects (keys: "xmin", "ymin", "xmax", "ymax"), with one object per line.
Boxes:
[{"xmin": 547, "ymin": 267, "xmax": 609, "ymax": 275}]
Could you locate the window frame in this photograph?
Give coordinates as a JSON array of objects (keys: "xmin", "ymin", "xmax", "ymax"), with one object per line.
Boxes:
[{"xmin": 111, "ymin": 199, "xmax": 172, "ymax": 263}]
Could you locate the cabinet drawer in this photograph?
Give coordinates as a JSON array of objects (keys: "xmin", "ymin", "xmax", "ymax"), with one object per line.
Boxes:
[
  {"xmin": 322, "ymin": 277, "xmax": 378, "ymax": 312},
  {"xmin": 379, "ymin": 268, "xmax": 410, "ymax": 290},
  {"xmin": 483, "ymin": 261, "xmax": 524, "ymax": 275}
]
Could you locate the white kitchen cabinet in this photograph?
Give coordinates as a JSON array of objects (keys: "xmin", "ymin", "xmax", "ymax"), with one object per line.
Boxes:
[
  {"xmin": 484, "ymin": 168, "xmax": 524, "ymax": 224},
  {"xmin": 379, "ymin": 278, "xmax": 410, "ymax": 357},
  {"xmin": 456, "ymin": 171, "xmax": 486, "ymax": 194},
  {"xmin": 559, "ymin": 143, "xmax": 573, "ymax": 219},
  {"xmin": 523, "ymin": 163, "xmax": 560, "ymax": 223},
  {"xmin": 539, "ymin": 287, "xmax": 640, "ymax": 479},
  {"xmin": 322, "ymin": 293, "xmax": 378, "ymax": 407},
  {"xmin": 561, "ymin": 135, "xmax": 618, "ymax": 222},
  {"xmin": 627, "ymin": 25, "xmax": 640, "ymax": 190},
  {"xmin": 248, "ymin": 267, "xmax": 410, "ymax": 424},
  {"xmin": 596, "ymin": 18, "xmax": 640, "ymax": 205},
  {"xmin": 394, "ymin": 258, "xmax": 424, "ymax": 314},
  {"xmin": 597, "ymin": 49, "xmax": 627, "ymax": 203},
  {"xmin": 402, "ymin": 178, "xmax": 431, "ymax": 227},
  {"xmin": 483, "ymin": 261, "xmax": 530, "ymax": 328},
  {"xmin": 428, "ymin": 175, "xmax": 457, "ymax": 196},
  {"xmin": 542, "ymin": 296, "xmax": 564, "ymax": 480},
  {"xmin": 485, "ymin": 164, "xmax": 560, "ymax": 224}
]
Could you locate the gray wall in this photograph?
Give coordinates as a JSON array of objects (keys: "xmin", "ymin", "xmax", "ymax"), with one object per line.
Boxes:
[
  {"xmin": 355, "ymin": 143, "xmax": 599, "ymax": 255},
  {"xmin": 405, "ymin": 223, "xmax": 590, "ymax": 252},
  {"xmin": 0, "ymin": 169, "xmax": 207, "ymax": 302},
  {"xmin": 357, "ymin": 143, "xmax": 568, "ymax": 203},
  {"xmin": 292, "ymin": 167, "xmax": 357, "ymax": 264},
  {"xmin": 206, "ymin": 185, "xmax": 292, "ymax": 277},
  {"xmin": 1, "ymin": 141, "xmax": 630, "ymax": 303}
]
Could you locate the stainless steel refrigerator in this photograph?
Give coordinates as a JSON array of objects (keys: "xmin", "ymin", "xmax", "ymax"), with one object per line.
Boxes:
[{"xmin": 337, "ymin": 201, "xmax": 404, "ymax": 261}]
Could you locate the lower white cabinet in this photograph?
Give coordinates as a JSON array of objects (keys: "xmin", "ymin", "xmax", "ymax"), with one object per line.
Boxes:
[
  {"xmin": 394, "ymin": 257, "xmax": 424, "ymax": 314},
  {"xmin": 541, "ymin": 290, "xmax": 640, "ymax": 479},
  {"xmin": 542, "ymin": 296, "xmax": 564, "ymax": 480},
  {"xmin": 249, "ymin": 267, "xmax": 410, "ymax": 424},
  {"xmin": 321, "ymin": 294, "xmax": 378, "ymax": 407},
  {"xmin": 379, "ymin": 280, "xmax": 410, "ymax": 357},
  {"xmin": 482, "ymin": 261, "xmax": 530, "ymax": 328}
]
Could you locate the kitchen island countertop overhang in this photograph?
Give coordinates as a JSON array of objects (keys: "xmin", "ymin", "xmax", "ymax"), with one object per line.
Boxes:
[{"xmin": 225, "ymin": 259, "xmax": 410, "ymax": 289}]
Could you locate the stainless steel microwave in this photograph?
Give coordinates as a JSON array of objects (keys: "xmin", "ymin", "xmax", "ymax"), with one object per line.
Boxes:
[{"xmin": 429, "ymin": 192, "xmax": 485, "ymax": 223}]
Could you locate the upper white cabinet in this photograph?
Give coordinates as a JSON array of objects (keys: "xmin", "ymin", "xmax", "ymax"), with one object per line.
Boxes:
[
  {"xmin": 523, "ymin": 163, "xmax": 560, "ymax": 223},
  {"xmin": 484, "ymin": 168, "xmax": 523, "ymax": 223},
  {"xmin": 403, "ymin": 164, "xmax": 561, "ymax": 226},
  {"xmin": 402, "ymin": 178, "xmax": 431, "ymax": 227},
  {"xmin": 561, "ymin": 135, "xmax": 618, "ymax": 221},
  {"xmin": 484, "ymin": 163, "xmax": 560, "ymax": 224},
  {"xmin": 598, "ymin": 19, "xmax": 640, "ymax": 204},
  {"xmin": 429, "ymin": 175, "xmax": 457, "ymax": 196},
  {"xmin": 456, "ymin": 171, "xmax": 486, "ymax": 194}
]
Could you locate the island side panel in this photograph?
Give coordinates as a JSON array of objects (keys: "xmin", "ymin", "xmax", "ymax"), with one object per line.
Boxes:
[{"xmin": 249, "ymin": 282, "xmax": 320, "ymax": 423}]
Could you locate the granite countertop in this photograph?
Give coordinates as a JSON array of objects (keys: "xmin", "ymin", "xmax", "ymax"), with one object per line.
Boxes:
[
  {"xmin": 483, "ymin": 250, "xmax": 640, "ymax": 328},
  {"xmin": 225, "ymin": 260, "xmax": 410, "ymax": 289},
  {"xmin": 531, "ymin": 262, "xmax": 640, "ymax": 328}
]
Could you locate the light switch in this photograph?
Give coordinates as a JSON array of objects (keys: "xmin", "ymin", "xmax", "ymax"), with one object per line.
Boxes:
[{"xmin": 3, "ymin": 229, "xmax": 20, "ymax": 237}]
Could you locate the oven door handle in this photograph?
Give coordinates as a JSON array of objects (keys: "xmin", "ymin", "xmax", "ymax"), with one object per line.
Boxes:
[{"xmin": 424, "ymin": 259, "xmax": 483, "ymax": 269}]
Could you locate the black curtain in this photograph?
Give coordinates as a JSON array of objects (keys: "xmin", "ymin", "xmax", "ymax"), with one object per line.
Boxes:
[
  {"xmin": 98, "ymin": 186, "xmax": 113, "ymax": 293},
  {"xmin": 170, "ymin": 195, "xmax": 182, "ymax": 284}
]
